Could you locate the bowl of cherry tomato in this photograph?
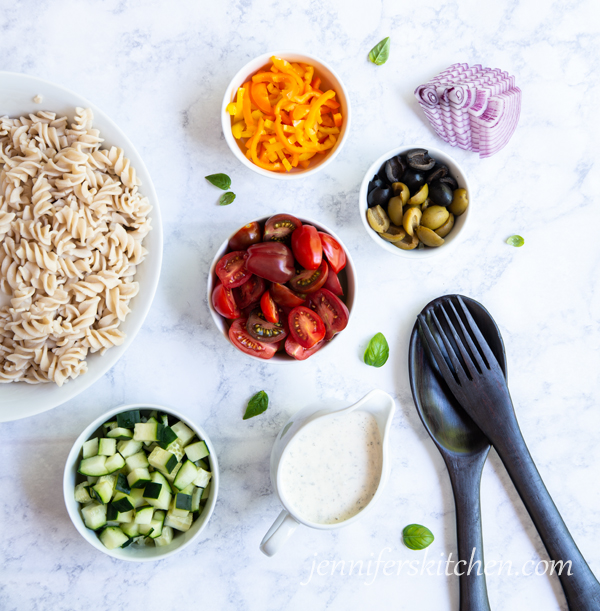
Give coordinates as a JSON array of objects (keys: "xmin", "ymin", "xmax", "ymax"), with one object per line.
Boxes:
[{"xmin": 208, "ymin": 214, "xmax": 356, "ymax": 362}]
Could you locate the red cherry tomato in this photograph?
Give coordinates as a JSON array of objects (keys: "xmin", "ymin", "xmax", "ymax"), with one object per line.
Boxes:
[
  {"xmin": 228, "ymin": 319, "xmax": 277, "ymax": 359},
  {"xmin": 228, "ymin": 222, "xmax": 262, "ymax": 251},
  {"xmin": 246, "ymin": 307, "xmax": 287, "ymax": 343},
  {"xmin": 291, "ymin": 225, "xmax": 322, "ymax": 270},
  {"xmin": 288, "ymin": 260, "xmax": 328, "ymax": 294},
  {"xmin": 212, "ymin": 283, "xmax": 240, "ymax": 319},
  {"xmin": 263, "ymin": 214, "xmax": 302, "ymax": 242},
  {"xmin": 308, "ymin": 288, "xmax": 349, "ymax": 340},
  {"xmin": 318, "ymin": 232, "xmax": 346, "ymax": 274},
  {"xmin": 322, "ymin": 263, "xmax": 343, "ymax": 296},
  {"xmin": 246, "ymin": 242, "xmax": 295, "ymax": 283},
  {"xmin": 233, "ymin": 275, "xmax": 266, "ymax": 309},
  {"xmin": 270, "ymin": 283, "xmax": 305, "ymax": 308},
  {"xmin": 260, "ymin": 290, "xmax": 279, "ymax": 323},
  {"xmin": 215, "ymin": 251, "xmax": 250, "ymax": 288},
  {"xmin": 288, "ymin": 306, "xmax": 326, "ymax": 349},
  {"xmin": 285, "ymin": 336, "xmax": 325, "ymax": 360}
]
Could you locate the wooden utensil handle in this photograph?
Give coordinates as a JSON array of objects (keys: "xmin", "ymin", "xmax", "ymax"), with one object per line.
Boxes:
[
  {"xmin": 494, "ymin": 421, "xmax": 600, "ymax": 610},
  {"xmin": 448, "ymin": 454, "xmax": 491, "ymax": 611}
]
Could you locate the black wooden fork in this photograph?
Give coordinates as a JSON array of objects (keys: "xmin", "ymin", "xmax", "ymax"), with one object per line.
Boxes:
[{"xmin": 418, "ymin": 295, "xmax": 600, "ymax": 611}]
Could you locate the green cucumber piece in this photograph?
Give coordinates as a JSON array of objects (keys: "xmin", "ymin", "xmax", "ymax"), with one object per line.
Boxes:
[
  {"xmin": 98, "ymin": 438, "xmax": 116, "ymax": 456},
  {"xmin": 116, "ymin": 439, "xmax": 143, "ymax": 458},
  {"xmin": 173, "ymin": 461, "xmax": 198, "ymax": 491},
  {"xmin": 133, "ymin": 422, "xmax": 163, "ymax": 442},
  {"xmin": 154, "ymin": 525, "xmax": 173, "ymax": 547},
  {"xmin": 99, "ymin": 526, "xmax": 129, "ymax": 549},
  {"xmin": 125, "ymin": 451, "xmax": 150, "ymax": 471},
  {"xmin": 115, "ymin": 473, "xmax": 131, "ymax": 495},
  {"xmin": 185, "ymin": 440, "xmax": 209, "ymax": 462},
  {"xmin": 193, "ymin": 467, "xmax": 212, "ymax": 489},
  {"xmin": 78, "ymin": 455, "xmax": 108, "ymax": 477},
  {"xmin": 147, "ymin": 447, "xmax": 177, "ymax": 475},
  {"xmin": 81, "ymin": 502, "xmax": 107, "ymax": 530},
  {"xmin": 175, "ymin": 493, "xmax": 192, "ymax": 512},
  {"xmin": 106, "ymin": 427, "xmax": 134, "ymax": 440},
  {"xmin": 127, "ymin": 468, "xmax": 152, "ymax": 489},
  {"xmin": 171, "ymin": 421, "xmax": 195, "ymax": 446},
  {"xmin": 117, "ymin": 410, "xmax": 141, "ymax": 429},
  {"xmin": 134, "ymin": 505, "xmax": 154, "ymax": 525},
  {"xmin": 82, "ymin": 437, "xmax": 99, "ymax": 459},
  {"xmin": 158, "ymin": 426, "xmax": 178, "ymax": 449},
  {"xmin": 74, "ymin": 482, "xmax": 92, "ymax": 504},
  {"xmin": 104, "ymin": 452, "xmax": 126, "ymax": 474},
  {"xmin": 143, "ymin": 482, "xmax": 163, "ymax": 500}
]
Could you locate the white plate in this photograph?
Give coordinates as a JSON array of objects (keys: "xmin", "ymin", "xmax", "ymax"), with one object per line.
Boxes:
[{"xmin": 0, "ymin": 72, "xmax": 163, "ymax": 422}]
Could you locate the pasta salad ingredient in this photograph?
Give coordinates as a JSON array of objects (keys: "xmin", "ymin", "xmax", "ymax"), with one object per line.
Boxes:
[{"xmin": 0, "ymin": 108, "xmax": 151, "ymax": 385}]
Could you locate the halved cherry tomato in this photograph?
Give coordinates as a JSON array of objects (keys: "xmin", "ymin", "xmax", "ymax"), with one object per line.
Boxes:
[
  {"xmin": 245, "ymin": 242, "xmax": 295, "ymax": 283},
  {"xmin": 291, "ymin": 225, "xmax": 322, "ymax": 270},
  {"xmin": 322, "ymin": 263, "xmax": 343, "ymax": 296},
  {"xmin": 212, "ymin": 283, "xmax": 240, "ymax": 319},
  {"xmin": 233, "ymin": 274, "xmax": 266, "ymax": 309},
  {"xmin": 215, "ymin": 251, "xmax": 250, "ymax": 288},
  {"xmin": 285, "ymin": 336, "xmax": 325, "ymax": 360},
  {"xmin": 307, "ymin": 288, "xmax": 349, "ymax": 340},
  {"xmin": 288, "ymin": 260, "xmax": 328, "ymax": 294},
  {"xmin": 228, "ymin": 318, "xmax": 277, "ymax": 359},
  {"xmin": 288, "ymin": 306, "xmax": 325, "ymax": 349},
  {"xmin": 247, "ymin": 308, "xmax": 287, "ymax": 343},
  {"xmin": 229, "ymin": 222, "xmax": 262, "ymax": 251},
  {"xmin": 263, "ymin": 214, "xmax": 302, "ymax": 242},
  {"xmin": 260, "ymin": 290, "xmax": 279, "ymax": 323},
  {"xmin": 318, "ymin": 232, "xmax": 346, "ymax": 274},
  {"xmin": 270, "ymin": 283, "xmax": 306, "ymax": 308}
]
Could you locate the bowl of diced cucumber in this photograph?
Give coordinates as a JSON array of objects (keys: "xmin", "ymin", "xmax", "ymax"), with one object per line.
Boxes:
[{"xmin": 63, "ymin": 403, "xmax": 219, "ymax": 561}]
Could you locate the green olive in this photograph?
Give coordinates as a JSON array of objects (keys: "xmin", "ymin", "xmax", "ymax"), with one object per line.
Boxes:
[
  {"xmin": 403, "ymin": 207, "xmax": 422, "ymax": 237},
  {"xmin": 435, "ymin": 213, "xmax": 454, "ymax": 238},
  {"xmin": 416, "ymin": 225, "xmax": 445, "ymax": 247},
  {"xmin": 421, "ymin": 198, "xmax": 431, "ymax": 212},
  {"xmin": 408, "ymin": 183, "xmax": 428, "ymax": 206},
  {"xmin": 367, "ymin": 205, "xmax": 390, "ymax": 233},
  {"xmin": 391, "ymin": 182, "xmax": 410, "ymax": 205},
  {"xmin": 448, "ymin": 188, "xmax": 469, "ymax": 216},
  {"xmin": 387, "ymin": 195, "xmax": 404, "ymax": 226},
  {"xmin": 379, "ymin": 225, "xmax": 406, "ymax": 243},
  {"xmin": 394, "ymin": 232, "xmax": 419, "ymax": 250},
  {"xmin": 421, "ymin": 205, "xmax": 449, "ymax": 230}
]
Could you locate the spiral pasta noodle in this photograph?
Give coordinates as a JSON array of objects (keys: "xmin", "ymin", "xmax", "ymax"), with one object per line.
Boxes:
[{"xmin": 0, "ymin": 108, "xmax": 151, "ymax": 386}]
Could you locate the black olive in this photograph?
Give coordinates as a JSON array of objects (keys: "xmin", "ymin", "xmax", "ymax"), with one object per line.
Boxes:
[
  {"xmin": 426, "ymin": 163, "xmax": 449, "ymax": 184},
  {"xmin": 401, "ymin": 167, "xmax": 426, "ymax": 194},
  {"xmin": 439, "ymin": 175, "xmax": 458, "ymax": 190},
  {"xmin": 406, "ymin": 148, "xmax": 435, "ymax": 171},
  {"xmin": 385, "ymin": 157, "xmax": 403, "ymax": 183},
  {"xmin": 368, "ymin": 176, "xmax": 385, "ymax": 194},
  {"xmin": 377, "ymin": 162, "xmax": 389, "ymax": 184},
  {"xmin": 428, "ymin": 180, "xmax": 453, "ymax": 207},
  {"xmin": 367, "ymin": 186, "xmax": 392, "ymax": 208}
]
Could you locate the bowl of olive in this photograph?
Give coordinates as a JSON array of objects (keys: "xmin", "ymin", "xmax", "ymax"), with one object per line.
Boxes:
[{"xmin": 359, "ymin": 146, "xmax": 470, "ymax": 258}]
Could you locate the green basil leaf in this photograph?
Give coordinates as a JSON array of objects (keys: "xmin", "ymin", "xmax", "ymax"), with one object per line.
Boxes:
[
  {"xmin": 205, "ymin": 173, "xmax": 232, "ymax": 190},
  {"xmin": 402, "ymin": 524, "xmax": 434, "ymax": 550},
  {"xmin": 364, "ymin": 332, "xmax": 389, "ymax": 367},
  {"xmin": 368, "ymin": 37, "xmax": 390, "ymax": 66},
  {"xmin": 219, "ymin": 191, "xmax": 236, "ymax": 206},
  {"xmin": 506, "ymin": 234, "xmax": 524, "ymax": 247},
  {"xmin": 243, "ymin": 390, "xmax": 269, "ymax": 420}
]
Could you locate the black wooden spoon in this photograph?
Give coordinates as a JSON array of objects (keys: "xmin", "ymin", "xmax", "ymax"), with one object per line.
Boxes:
[{"xmin": 409, "ymin": 296, "xmax": 506, "ymax": 611}]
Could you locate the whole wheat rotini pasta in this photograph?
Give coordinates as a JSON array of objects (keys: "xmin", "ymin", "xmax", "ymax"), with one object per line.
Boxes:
[{"xmin": 0, "ymin": 108, "xmax": 151, "ymax": 386}]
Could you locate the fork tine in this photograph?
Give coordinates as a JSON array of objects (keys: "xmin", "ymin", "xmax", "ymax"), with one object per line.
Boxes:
[
  {"xmin": 446, "ymin": 299, "xmax": 486, "ymax": 373},
  {"xmin": 440, "ymin": 300, "xmax": 484, "ymax": 375},
  {"xmin": 430, "ymin": 309, "xmax": 472, "ymax": 383},
  {"xmin": 455, "ymin": 295, "xmax": 501, "ymax": 371},
  {"xmin": 417, "ymin": 314, "xmax": 462, "ymax": 391}
]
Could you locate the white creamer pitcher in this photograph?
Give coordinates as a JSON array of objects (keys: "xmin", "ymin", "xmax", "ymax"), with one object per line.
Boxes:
[{"xmin": 260, "ymin": 389, "xmax": 395, "ymax": 556}]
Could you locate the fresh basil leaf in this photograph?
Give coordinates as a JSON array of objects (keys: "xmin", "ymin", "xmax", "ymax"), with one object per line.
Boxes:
[
  {"xmin": 243, "ymin": 390, "xmax": 269, "ymax": 420},
  {"xmin": 219, "ymin": 192, "xmax": 236, "ymax": 206},
  {"xmin": 205, "ymin": 173, "xmax": 232, "ymax": 190},
  {"xmin": 506, "ymin": 235, "xmax": 524, "ymax": 247},
  {"xmin": 368, "ymin": 37, "xmax": 390, "ymax": 66},
  {"xmin": 364, "ymin": 332, "xmax": 389, "ymax": 367},
  {"xmin": 402, "ymin": 524, "xmax": 434, "ymax": 550}
]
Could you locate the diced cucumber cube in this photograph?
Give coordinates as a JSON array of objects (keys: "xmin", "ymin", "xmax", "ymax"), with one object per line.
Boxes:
[
  {"xmin": 126, "ymin": 451, "xmax": 149, "ymax": 471},
  {"xmin": 179, "ymin": 483, "xmax": 195, "ymax": 495},
  {"xmin": 175, "ymin": 493, "xmax": 192, "ymax": 512},
  {"xmin": 185, "ymin": 440, "xmax": 209, "ymax": 462},
  {"xmin": 193, "ymin": 467, "xmax": 212, "ymax": 489},
  {"xmin": 145, "ymin": 472, "xmax": 172, "ymax": 511},
  {"xmin": 111, "ymin": 493, "xmax": 134, "ymax": 513},
  {"xmin": 121, "ymin": 521, "xmax": 140, "ymax": 538},
  {"xmin": 143, "ymin": 482, "xmax": 163, "ymax": 500},
  {"xmin": 87, "ymin": 476, "xmax": 99, "ymax": 485},
  {"xmin": 148, "ymin": 510, "xmax": 166, "ymax": 539},
  {"xmin": 115, "ymin": 473, "xmax": 131, "ymax": 495},
  {"xmin": 158, "ymin": 426, "xmax": 178, "ymax": 449},
  {"xmin": 164, "ymin": 463, "xmax": 181, "ymax": 483},
  {"xmin": 169, "ymin": 497, "xmax": 189, "ymax": 518},
  {"xmin": 116, "ymin": 439, "xmax": 143, "ymax": 458},
  {"xmin": 78, "ymin": 455, "xmax": 108, "ymax": 477},
  {"xmin": 201, "ymin": 483, "xmax": 210, "ymax": 500},
  {"xmin": 104, "ymin": 453, "xmax": 126, "ymax": 474},
  {"xmin": 81, "ymin": 502, "xmax": 107, "ymax": 530},
  {"xmin": 165, "ymin": 438, "xmax": 185, "ymax": 462},
  {"xmin": 191, "ymin": 487, "xmax": 203, "ymax": 512},
  {"xmin": 127, "ymin": 468, "xmax": 152, "ymax": 489},
  {"xmin": 147, "ymin": 447, "xmax": 177, "ymax": 475},
  {"xmin": 104, "ymin": 420, "xmax": 118, "ymax": 431},
  {"xmin": 91, "ymin": 474, "xmax": 117, "ymax": 504},
  {"xmin": 195, "ymin": 458, "xmax": 209, "ymax": 470},
  {"xmin": 159, "ymin": 414, "xmax": 169, "ymax": 427},
  {"xmin": 82, "ymin": 437, "xmax": 99, "ymax": 459},
  {"xmin": 99, "ymin": 526, "xmax": 129, "ymax": 550},
  {"xmin": 133, "ymin": 422, "xmax": 162, "ymax": 442},
  {"xmin": 107, "ymin": 427, "xmax": 134, "ymax": 440},
  {"xmin": 173, "ymin": 461, "xmax": 198, "ymax": 491},
  {"xmin": 154, "ymin": 525, "xmax": 173, "ymax": 547},
  {"xmin": 129, "ymin": 487, "xmax": 145, "ymax": 508},
  {"xmin": 117, "ymin": 410, "xmax": 141, "ymax": 429},
  {"xmin": 134, "ymin": 505, "xmax": 154, "ymax": 525},
  {"xmin": 74, "ymin": 482, "xmax": 92, "ymax": 504},
  {"xmin": 165, "ymin": 512, "xmax": 193, "ymax": 532},
  {"xmin": 107, "ymin": 504, "xmax": 133, "ymax": 522},
  {"xmin": 138, "ymin": 524, "xmax": 154, "ymax": 536},
  {"xmin": 171, "ymin": 421, "xmax": 195, "ymax": 446},
  {"xmin": 98, "ymin": 438, "xmax": 116, "ymax": 456}
]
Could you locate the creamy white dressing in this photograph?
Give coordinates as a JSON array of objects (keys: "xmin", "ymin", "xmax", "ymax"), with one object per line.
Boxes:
[{"xmin": 279, "ymin": 410, "xmax": 383, "ymax": 524}]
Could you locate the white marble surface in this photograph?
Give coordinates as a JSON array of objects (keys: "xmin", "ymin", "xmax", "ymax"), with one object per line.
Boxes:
[{"xmin": 1, "ymin": 0, "xmax": 599, "ymax": 609}]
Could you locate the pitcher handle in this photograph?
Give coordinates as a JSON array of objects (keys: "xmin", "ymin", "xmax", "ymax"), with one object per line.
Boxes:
[{"xmin": 260, "ymin": 510, "xmax": 299, "ymax": 557}]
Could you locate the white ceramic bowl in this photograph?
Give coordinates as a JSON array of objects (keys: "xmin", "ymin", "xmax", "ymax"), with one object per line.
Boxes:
[
  {"xmin": 207, "ymin": 215, "xmax": 356, "ymax": 363},
  {"xmin": 359, "ymin": 145, "xmax": 471, "ymax": 259},
  {"xmin": 221, "ymin": 51, "xmax": 351, "ymax": 180},
  {"xmin": 0, "ymin": 72, "xmax": 163, "ymax": 421},
  {"xmin": 63, "ymin": 403, "xmax": 219, "ymax": 562}
]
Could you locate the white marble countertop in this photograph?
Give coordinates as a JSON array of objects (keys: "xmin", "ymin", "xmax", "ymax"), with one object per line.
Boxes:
[{"xmin": 1, "ymin": 0, "xmax": 599, "ymax": 609}]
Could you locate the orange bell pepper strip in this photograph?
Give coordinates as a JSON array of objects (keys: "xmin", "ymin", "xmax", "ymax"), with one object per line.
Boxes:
[
  {"xmin": 304, "ymin": 90, "xmax": 336, "ymax": 138},
  {"xmin": 250, "ymin": 82, "xmax": 274, "ymax": 116},
  {"xmin": 271, "ymin": 57, "xmax": 305, "ymax": 94},
  {"xmin": 242, "ymin": 82, "xmax": 255, "ymax": 127},
  {"xmin": 252, "ymin": 72, "xmax": 298, "ymax": 99},
  {"xmin": 249, "ymin": 118, "xmax": 283, "ymax": 171}
]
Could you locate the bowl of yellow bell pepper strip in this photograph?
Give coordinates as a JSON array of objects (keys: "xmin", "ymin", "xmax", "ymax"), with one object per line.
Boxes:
[{"xmin": 221, "ymin": 52, "xmax": 351, "ymax": 179}]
